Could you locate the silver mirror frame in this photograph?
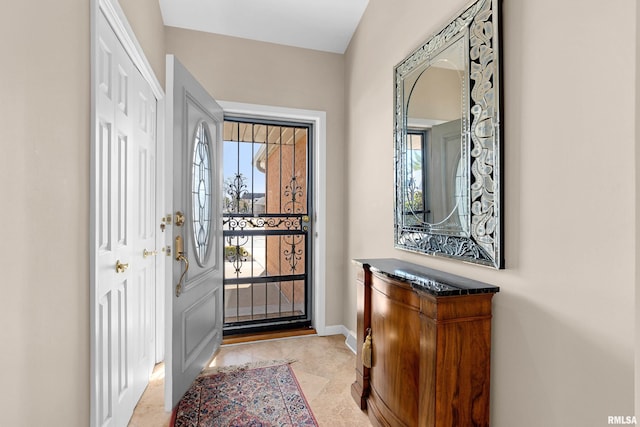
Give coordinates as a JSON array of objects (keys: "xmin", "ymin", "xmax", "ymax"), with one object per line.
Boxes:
[{"xmin": 394, "ymin": 0, "xmax": 503, "ymax": 269}]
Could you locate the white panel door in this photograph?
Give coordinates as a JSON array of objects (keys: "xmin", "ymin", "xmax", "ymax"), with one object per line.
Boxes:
[
  {"xmin": 164, "ymin": 55, "xmax": 224, "ymax": 409},
  {"xmin": 130, "ymin": 63, "xmax": 158, "ymax": 400},
  {"xmin": 93, "ymin": 11, "xmax": 157, "ymax": 427}
]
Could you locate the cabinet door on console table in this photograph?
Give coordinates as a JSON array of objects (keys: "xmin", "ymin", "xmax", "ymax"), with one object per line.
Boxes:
[
  {"xmin": 351, "ymin": 259, "xmax": 499, "ymax": 427},
  {"xmin": 368, "ymin": 271, "xmax": 421, "ymax": 426}
]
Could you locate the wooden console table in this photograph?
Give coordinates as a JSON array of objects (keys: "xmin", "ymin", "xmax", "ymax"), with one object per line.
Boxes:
[{"xmin": 351, "ymin": 258, "xmax": 499, "ymax": 427}]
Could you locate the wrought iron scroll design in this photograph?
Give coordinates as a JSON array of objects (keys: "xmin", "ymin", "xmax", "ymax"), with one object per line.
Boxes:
[
  {"xmin": 225, "ymin": 173, "xmax": 248, "ymax": 214},
  {"xmin": 223, "ymin": 171, "xmax": 306, "ymax": 274},
  {"xmin": 283, "ymin": 175, "xmax": 304, "ymax": 214},
  {"xmin": 224, "ymin": 235, "xmax": 250, "ymax": 274},
  {"xmin": 223, "ymin": 216, "xmax": 302, "ymax": 231},
  {"xmin": 394, "ymin": 0, "xmax": 502, "ymax": 268},
  {"xmin": 283, "ymin": 235, "xmax": 304, "ymax": 273}
]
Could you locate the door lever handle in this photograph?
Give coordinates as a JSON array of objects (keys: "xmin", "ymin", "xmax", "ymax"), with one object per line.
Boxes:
[
  {"xmin": 175, "ymin": 235, "xmax": 189, "ymax": 297},
  {"xmin": 143, "ymin": 249, "xmax": 158, "ymax": 258},
  {"xmin": 175, "ymin": 254, "xmax": 189, "ymax": 297}
]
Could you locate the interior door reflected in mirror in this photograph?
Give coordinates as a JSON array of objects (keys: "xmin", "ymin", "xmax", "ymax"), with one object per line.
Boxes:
[{"xmin": 394, "ymin": 0, "xmax": 503, "ymax": 269}]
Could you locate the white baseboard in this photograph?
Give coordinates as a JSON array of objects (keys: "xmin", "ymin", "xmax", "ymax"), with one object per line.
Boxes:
[
  {"xmin": 318, "ymin": 324, "xmax": 357, "ymax": 354},
  {"xmin": 344, "ymin": 330, "xmax": 357, "ymax": 354}
]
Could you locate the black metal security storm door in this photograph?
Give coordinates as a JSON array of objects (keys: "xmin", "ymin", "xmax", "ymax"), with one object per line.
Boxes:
[{"xmin": 222, "ymin": 118, "xmax": 312, "ymax": 335}]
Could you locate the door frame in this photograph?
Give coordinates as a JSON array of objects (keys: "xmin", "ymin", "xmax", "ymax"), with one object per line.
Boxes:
[
  {"xmin": 219, "ymin": 101, "xmax": 328, "ymax": 335},
  {"xmin": 90, "ymin": 0, "xmax": 165, "ymax": 425}
]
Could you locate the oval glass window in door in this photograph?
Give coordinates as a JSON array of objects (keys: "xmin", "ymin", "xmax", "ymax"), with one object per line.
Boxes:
[{"xmin": 192, "ymin": 121, "xmax": 212, "ymax": 265}]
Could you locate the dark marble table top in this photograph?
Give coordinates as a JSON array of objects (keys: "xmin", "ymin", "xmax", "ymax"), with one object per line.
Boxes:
[{"xmin": 353, "ymin": 258, "xmax": 499, "ymax": 297}]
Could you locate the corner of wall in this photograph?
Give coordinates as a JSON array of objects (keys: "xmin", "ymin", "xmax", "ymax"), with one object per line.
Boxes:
[{"xmin": 317, "ymin": 325, "xmax": 357, "ymax": 354}]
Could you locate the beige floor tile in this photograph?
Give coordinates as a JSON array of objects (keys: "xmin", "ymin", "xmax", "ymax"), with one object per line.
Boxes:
[
  {"xmin": 289, "ymin": 368, "xmax": 330, "ymax": 403},
  {"xmin": 128, "ymin": 334, "xmax": 372, "ymax": 427}
]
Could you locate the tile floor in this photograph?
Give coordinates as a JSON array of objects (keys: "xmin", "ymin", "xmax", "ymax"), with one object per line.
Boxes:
[{"xmin": 128, "ymin": 334, "xmax": 372, "ymax": 426}]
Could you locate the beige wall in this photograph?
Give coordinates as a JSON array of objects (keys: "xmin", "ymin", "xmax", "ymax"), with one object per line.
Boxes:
[
  {"xmin": 165, "ymin": 28, "xmax": 347, "ymax": 326},
  {"xmin": 0, "ymin": 1, "xmax": 165, "ymax": 425},
  {"xmin": 119, "ymin": 0, "xmax": 166, "ymax": 86},
  {"xmin": 0, "ymin": 1, "xmax": 91, "ymax": 425},
  {"xmin": 346, "ymin": 0, "xmax": 636, "ymax": 425}
]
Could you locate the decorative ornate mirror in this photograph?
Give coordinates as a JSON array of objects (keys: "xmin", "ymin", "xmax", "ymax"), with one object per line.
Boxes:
[{"xmin": 394, "ymin": 0, "xmax": 503, "ymax": 269}]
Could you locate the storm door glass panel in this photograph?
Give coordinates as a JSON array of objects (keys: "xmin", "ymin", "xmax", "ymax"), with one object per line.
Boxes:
[
  {"xmin": 222, "ymin": 119, "xmax": 312, "ymax": 334},
  {"xmin": 192, "ymin": 122, "xmax": 212, "ymax": 264}
]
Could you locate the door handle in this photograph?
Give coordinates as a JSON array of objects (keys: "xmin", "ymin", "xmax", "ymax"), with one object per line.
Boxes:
[
  {"xmin": 175, "ymin": 235, "xmax": 189, "ymax": 297},
  {"xmin": 115, "ymin": 260, "xmax": 129, "ymax": 273},
  {"xmin": 175, "ymin": 254, "xmax": 189, "ymax": 297}
]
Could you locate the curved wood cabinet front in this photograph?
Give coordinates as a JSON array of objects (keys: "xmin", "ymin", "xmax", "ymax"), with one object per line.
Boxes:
[{"xmin": 351, "ymin": 259, "xmax": 499, "ymax": 427}]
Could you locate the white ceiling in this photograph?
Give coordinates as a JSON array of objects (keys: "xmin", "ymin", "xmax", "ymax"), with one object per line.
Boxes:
[{"xmin": 158, "ymin": 0, "xmax": 369, "ymax": 54}]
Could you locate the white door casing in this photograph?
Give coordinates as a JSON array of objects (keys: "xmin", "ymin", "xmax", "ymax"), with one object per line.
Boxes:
[
  {"xmin": 164, "ymin": 55, "xmax": 224, "ymax": 410},
  {"xmin": 92, "ymin": 10, "xmax": 157, "ymax": 427}
]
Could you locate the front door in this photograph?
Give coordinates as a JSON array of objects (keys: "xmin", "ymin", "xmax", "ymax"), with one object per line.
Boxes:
[{"xmin": 164, "ymin": 55, "xmax": 224, "ymax": 409}]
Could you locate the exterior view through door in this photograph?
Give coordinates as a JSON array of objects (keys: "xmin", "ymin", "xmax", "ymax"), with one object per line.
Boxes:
[{"xmin": 222, "ymin": 119, "xmax": 313, "ymax": 335}]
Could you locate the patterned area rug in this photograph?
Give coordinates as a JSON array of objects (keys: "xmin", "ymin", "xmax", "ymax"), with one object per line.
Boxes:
[{"xmin": 171, "ymin": 361, "xmax": 318, "ymax": 426}]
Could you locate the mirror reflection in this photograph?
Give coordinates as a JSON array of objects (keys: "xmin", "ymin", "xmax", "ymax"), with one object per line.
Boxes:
[{"xmin": 402, "ymin": 36, "xmax": 468, "ymax": 236}]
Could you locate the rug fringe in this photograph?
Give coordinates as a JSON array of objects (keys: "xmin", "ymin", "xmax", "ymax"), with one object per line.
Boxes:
[{"xmin": 200, "ymin": 358, "xmax": 296, "ymax": 376}]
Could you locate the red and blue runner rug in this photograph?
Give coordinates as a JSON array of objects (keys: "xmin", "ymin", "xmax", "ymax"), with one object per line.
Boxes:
[{"xmin": 171, "ymin": 361, "xmax": 318, "ymax": 426}]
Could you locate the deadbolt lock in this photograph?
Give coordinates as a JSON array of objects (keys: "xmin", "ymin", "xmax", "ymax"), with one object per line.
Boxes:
[
  {"xmin": 160, "ymin": 214, "xmax": 172, "ymax": 232},
  {"xmin": 301, "ymin": 215, "xmax": 310, "ymax": 232},
  {"xmin": 175, "ymin": 211, "xmax": 185, "ymax": 227}
]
